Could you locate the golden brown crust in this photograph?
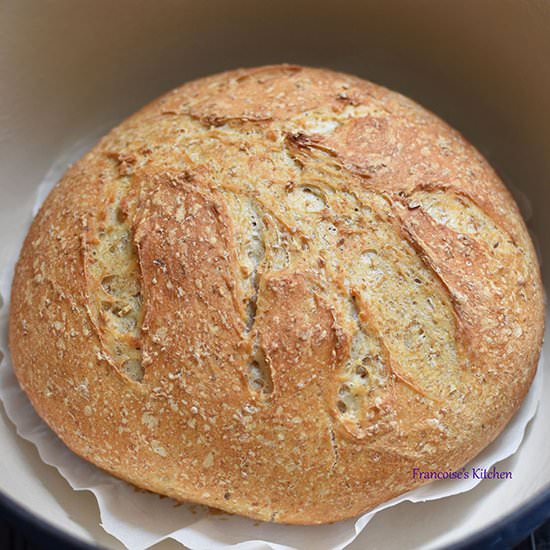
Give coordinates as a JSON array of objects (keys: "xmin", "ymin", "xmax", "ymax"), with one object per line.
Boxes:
[{"xmin": 9, "ymin": 64, "xmax": 544, "ymax": 524}]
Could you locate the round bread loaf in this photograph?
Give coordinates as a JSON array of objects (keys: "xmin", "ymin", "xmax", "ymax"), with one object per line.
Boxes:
[{"xmin": 9, "ymin": 65, "xmax": 544, "ymax": 524}]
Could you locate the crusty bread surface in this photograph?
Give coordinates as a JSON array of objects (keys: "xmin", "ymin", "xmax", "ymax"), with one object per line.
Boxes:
[{"xmin": 9, "ymin": 65, "xmax": 544, "ymax": 524}]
